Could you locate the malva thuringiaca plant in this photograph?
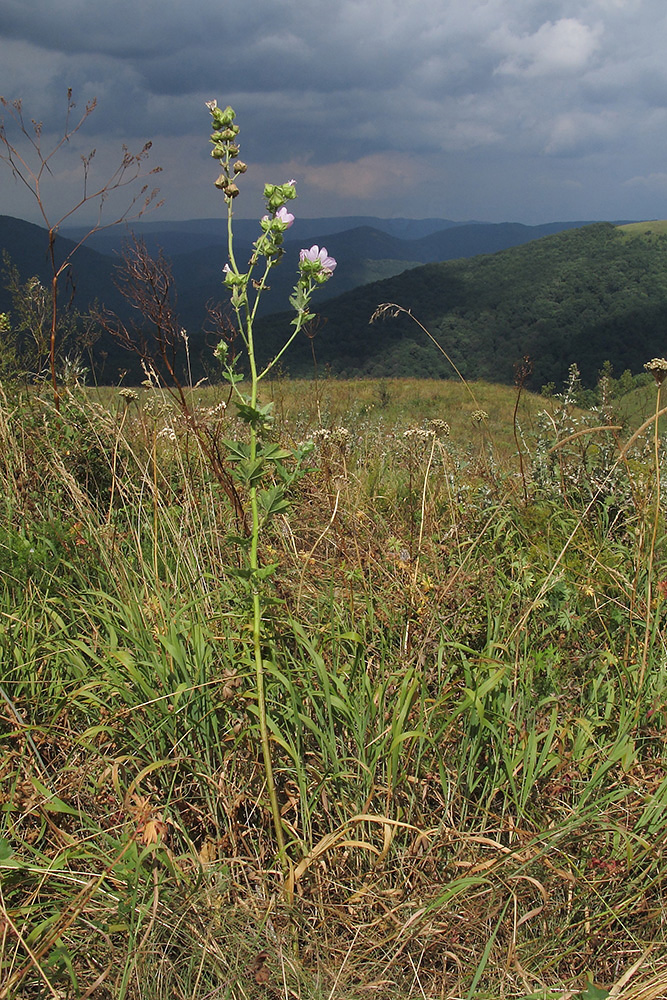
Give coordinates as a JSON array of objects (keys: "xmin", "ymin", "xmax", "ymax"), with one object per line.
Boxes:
[{"xmin": 206, "ymin": 100, "xmax": 336, "ymax": 870}]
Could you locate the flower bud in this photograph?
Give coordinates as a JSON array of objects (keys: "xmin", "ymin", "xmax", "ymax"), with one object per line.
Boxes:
[
  {"xmin": 214, "ymin": 340, "xmax": 229, "ymax": 363},
  {"xmin": 211, "ymin": 144, "xmax": 225, "ymax": 159},
  {"xmin": 211, "ymin": 105, "xmax": 236, "ymax": 128}
]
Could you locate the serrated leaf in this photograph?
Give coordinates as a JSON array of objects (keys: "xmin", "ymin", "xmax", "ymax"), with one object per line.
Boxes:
[
  {"xmin": 258, "ymin": 485, "xmax": 290, "ymax": 519},
  {"xmin": 234, "ymin": 458, "xmax": 265, "ymax": 486},
  {"xmin": 222, "ymin": 439, "xmax": 251, "ymax": 461}
]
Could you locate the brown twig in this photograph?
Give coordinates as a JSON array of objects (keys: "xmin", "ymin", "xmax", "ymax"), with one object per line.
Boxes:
[{"xmin": 0, "ymin": 90, "xmax": 162, "ymax": 408}]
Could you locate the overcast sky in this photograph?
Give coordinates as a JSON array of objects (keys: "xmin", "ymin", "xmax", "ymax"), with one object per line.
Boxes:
[{"xmin": 1, "ymin": 0, "xmax": 666, "ymax": 227}]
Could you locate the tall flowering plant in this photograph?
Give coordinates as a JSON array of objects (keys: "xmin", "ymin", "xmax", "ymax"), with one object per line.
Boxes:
[{"xmin": 207, "ymin": 101, "xmax": 336, "ymax": 867}]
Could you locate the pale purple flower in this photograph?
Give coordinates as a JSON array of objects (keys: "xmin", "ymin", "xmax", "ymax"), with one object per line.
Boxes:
[
  {"xmin": 205, "ymin": 99, "xmax": 218, "ymax": 111},
  {"xmin": 262, "ymin": 206, "xmax": 295, "ymax": 228},
  {"xmin": 299, "ymin": 245, "xmax": 337, "ymax": 274},
  {"xmin": 276, "ymin": 206, "xmax": 295, "ymax": 227},
  {"xmin": 288, "ymin": 179, "xmax": 296, "ymax": 186}
]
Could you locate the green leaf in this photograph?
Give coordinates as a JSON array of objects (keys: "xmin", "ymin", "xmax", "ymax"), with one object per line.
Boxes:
[
  {"xmin": 234, "ymin": 458, "xmax": 265, "ymax": 486},
  {"xmin": 235, "ymin": 398, "xmax": 275, "ymax": 428},
  {"xmin": 255, "ymin": 562, "xmax": 279, "ymax": 580},
  {"xmin": 222, "ymin": 439, "xmax": 251, "ymax": 461},
  {"xmin": 576, "ymin": 983, "xmax": 611, "ymax": 999},
  {"xmin": 259, "ymin": 442, "xmax": 293, "ymax": 462},
  {"xmin": 258, "ymin": 485, "xmax": 290, "ymax": 520},
  {"xmin": 30, "ymin": 778, "xmax": 80, "ymax": 816}
]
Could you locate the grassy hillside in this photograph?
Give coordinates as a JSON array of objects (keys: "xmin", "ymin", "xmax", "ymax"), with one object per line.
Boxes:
[
  {"xmin": 618, "ymin": 219, "xmax": 667, "ymax": 239},
  {"xmin": 3, "ymin": 374, "xmax": 667, "ymax": 997}
]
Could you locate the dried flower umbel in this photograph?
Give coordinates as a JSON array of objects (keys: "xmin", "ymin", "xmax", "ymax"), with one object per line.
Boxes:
[
  {"xmin": 429, "ymin": 419, "xmax": 450, "ymax": 437},
  {"xmin": 644, "ymin": 358, "xmax": 667, "ymax": 386}
]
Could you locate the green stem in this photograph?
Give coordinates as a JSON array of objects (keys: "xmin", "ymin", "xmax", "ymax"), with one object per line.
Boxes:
[
  {"xmin": 228, "ymin": 193, "xmax": 288, "ymax": 865},
  {"xmin": 639, "ymin": 383, "xmax": 662, "ymax": 693}
]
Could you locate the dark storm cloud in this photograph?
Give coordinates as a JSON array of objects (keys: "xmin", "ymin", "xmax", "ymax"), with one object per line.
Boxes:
[{"xmin": 2, "ymin": 0, "xmax": 667, "ymax": 222}]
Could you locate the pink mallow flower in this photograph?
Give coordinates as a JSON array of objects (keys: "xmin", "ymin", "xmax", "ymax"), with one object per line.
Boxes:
[
  {"xmin": 275, "ymin": 206, "xmax": 295, "ymax": 227},
  {"xmin": 299, "ymin": 245, "xmax": 337, "ymax": 275},
  {"xmin": 262, "ymin": 206, "xmax": 295, "ymax": 228}
]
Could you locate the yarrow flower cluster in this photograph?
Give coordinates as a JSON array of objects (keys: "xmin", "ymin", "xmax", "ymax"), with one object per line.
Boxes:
[
  {"xmin": 471, "ymin": 409, "xmax": 489, "ymax": 425},
  {"xmin": 403, "ymin": 427, "xmax": 435, "ymax": 443},
  {"xmin": 644, "ymin": 357, "xmax": 667, "ymax": 386},
  {"xmin": 312, "ymin": 426, "xmax": 350, "ymax": 448},
  {"xmin": 429, "ymin": 419, "xmax": 450, "ymax": 437}
]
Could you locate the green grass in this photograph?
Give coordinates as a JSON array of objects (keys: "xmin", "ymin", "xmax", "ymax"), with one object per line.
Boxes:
[
  {"xmin": 617, "ymin": 219, "xmax": 667, "ymax": 240},
  {"xmin": 2, "ymin": 374, "xmax": 667, "ymax": 998}
]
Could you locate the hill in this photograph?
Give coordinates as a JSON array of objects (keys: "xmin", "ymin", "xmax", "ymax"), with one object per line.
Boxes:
[
  {"xmin": 253, "ymin": 222, "xmax": 667, "ymax": 389},
  {"xmin": 0, "ymin": 216, "xmax": 127, "ymax": 314},
  {"xmin": 2, "ymin": 215, "xmax": 663, "ymax": 387},
  {"xmin": 57, "ymin": 216, "xmax": 597, "ymax": 324}
]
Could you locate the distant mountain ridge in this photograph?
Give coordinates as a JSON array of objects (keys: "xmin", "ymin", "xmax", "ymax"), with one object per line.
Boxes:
[
  {"xmin": 59, "ymin": 215, "xmax": 598, "ymax": 260},
  {"xmin": 1, "ymin": 212, "xmax": 605, "ymax": 332},
  {"xmin": 1, "ymin": 213, "xmax": 657, "ymax": 387},
  {"xmin": 60, "ymin": 216, "xmax": 481, "ymax": 256}
]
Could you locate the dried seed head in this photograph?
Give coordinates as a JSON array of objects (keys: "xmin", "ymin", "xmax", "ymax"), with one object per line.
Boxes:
[{"xmin": 644, "ymin": 358, "xmax": 667, "ymax": 385}]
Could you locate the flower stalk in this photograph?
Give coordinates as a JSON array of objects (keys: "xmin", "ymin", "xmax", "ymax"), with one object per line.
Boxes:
[{"xmin": 207, "ymin": 102, "xmax": 336, "ymax": 868}]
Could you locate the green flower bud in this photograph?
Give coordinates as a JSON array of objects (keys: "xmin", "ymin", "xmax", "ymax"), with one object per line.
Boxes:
[
  {"xmin": 211, "ymin": 105, "xmax": 236, "ymax": 128},
  {"xmin": 211, "ymin": 144, "xmax": 226, "ymax": 159}
]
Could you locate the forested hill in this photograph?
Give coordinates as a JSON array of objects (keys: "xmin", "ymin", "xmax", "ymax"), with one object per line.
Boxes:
[
  {"xmin": 2, "ymin": 215, "xmax": 666, "ymax": 387},
  {"xmin": 255, "ymin": 222, "xmax": 667, "ymax": 389}
]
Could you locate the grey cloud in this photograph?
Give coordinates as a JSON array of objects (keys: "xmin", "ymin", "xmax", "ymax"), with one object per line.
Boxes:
[{"xmin": 2, "ymin": 0, "xmax": 667, "ymax": 224}]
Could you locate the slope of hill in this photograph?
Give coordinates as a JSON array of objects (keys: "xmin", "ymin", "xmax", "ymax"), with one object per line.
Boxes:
[
  {"xmin": 3, "ymin": 215, "xmax": 663, "ymax": 388},
  {"xmin": 2, "ymin": 214, "xmax": 601, "ymax": 333},
  {"xmin": 254, "ymin": 222, "xmax": 667, "ymax": 389},
  {"xmin": 145, "ymin": 218, "xmax": 606, "ymax": 325}
]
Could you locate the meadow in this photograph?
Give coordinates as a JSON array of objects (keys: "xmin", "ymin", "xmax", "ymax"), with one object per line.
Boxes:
[{"xmin": 2, "ymin": 366, "xmax": 667, "ymax": 999}]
